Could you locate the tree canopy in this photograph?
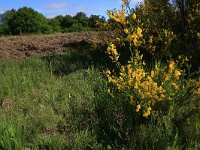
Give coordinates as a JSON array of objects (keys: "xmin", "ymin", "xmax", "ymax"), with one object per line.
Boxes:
[{"xmin": 0, "ymin": 7, "xmax": 106, "ymax": 35}]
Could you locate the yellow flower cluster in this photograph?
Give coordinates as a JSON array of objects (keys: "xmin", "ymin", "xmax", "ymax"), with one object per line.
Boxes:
[
  {"xmin": 108, "ymin": 8, "xmax": 127, "ymax": 24},
  {"xmin": 106, "ymin": 43, "xmax": 120, "ymax": 61},
  {"xmin": 126, "ymin": 27, "xmax": 143, "ymax": 46},
  {"xmin": 105, "ymin": 50, "xmax": 186, "ymax": 118},
  {"xmin": 140, "ymin": 76, "xmax": 165, "ymax": 100}
]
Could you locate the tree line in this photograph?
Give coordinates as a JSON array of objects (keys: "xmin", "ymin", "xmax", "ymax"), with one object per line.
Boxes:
[{"xmin": 0, "ymin": 7, "xmax": 106, "ymax": 35}]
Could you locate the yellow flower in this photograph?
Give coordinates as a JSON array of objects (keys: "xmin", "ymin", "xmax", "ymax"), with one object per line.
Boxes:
[
  {"xmin": 105, "ymin": 69, "xmax": 111, "ymax": 75},
  {"xmin": 168, "ymin": 60, "xmax": 175, "ymax": 71},
  {"xmin": 164, "ymin": 76, "xmax": 170, "ymax": 81},
  {"xmin": 147, "ymin": 107, "xmax": 151, "ymax": 111},
  {"xmin": 150, "ymin": 70, "xmax": 154, "ymax": 78},
  {"xmin": 136, "ymin": 27, "xmax": 143, "ymax": 38},
  {"xmin": 172, "ymin": 82, "xmax": 179, "ymax": 90},
  {"xmin": 132, "ymin": 13, "xmax": 137, "ymax": 20},
  {"xmin": 107, "ymin": 43, "xmax": 120, "ymax": 61},
  {"xmin": 116, "ymin": 37, "xmax": 120, "ymax": 42},
  {"xmin": 133, "ymin": 38, "xmax": 138, "ymax": 46},
  {"xmin": 124, "ymin": 28, "xmax": 129, "ymax": 34},
  {"xmin": 136, "ymin": 104, "xmax": 141, "ymax": 112},
  {"xmin": 143, "ymin": 111, "xmax": 149, "ymax": 118},
  {"xmin": 127, "ymin": 34, "xmax": 133, "ymax": 41},
  {"xmin": 174, "ymin": 70, "xmax": 181, "ymax": 79},
  {"xmin": 128, "ymin": 79, "xmax": 133, "ymax": 85},
  {"xmin": 160, "ymin": 94, "xmax": 165, "ymax": 99}
]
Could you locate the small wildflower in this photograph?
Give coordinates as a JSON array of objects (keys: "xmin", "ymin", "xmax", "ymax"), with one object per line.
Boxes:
[
  {"xmin": 160, "ymin": 94, "xmax": 165, "ymax": 99},
  {"xmin": 116, "ymin": 37, "xmax": 120, "ymax": 42},
  {"xmin": 150, "ymin": 70, "xmax": 154, "ymax": 78},
  {"xmin": 143, "ymin": 111, "xmax": 149, "ymax": 118},
  {"xmin": 174, "ymin": 70, "xmax": 181, "ymax": 79},
  {"xmin": 147, "ymin": 107, "xmax": 151, "ymax": 111},
  {"xmin": 124, "ymin": 28, "xmax": 129, "ymax": 34},
  {"xmin": 165, "ymin": 76, "xmax": 170, "ymax": 81},
  {"xmin": 172, "ymin": 82, "xmax": 179, "ymax": 90},
  {"xmin": 168, "ymin": 60, "xmax": 175, "ymax": 71},
  {"xmin": 136, "ymin": 27, "xmax": 143, "ymax": 38},
  {"xmin": 132, "ymin": 13, "xmax": 137, "ymax": 20},
  {"xmin": 136, "ymin": 104, "xmax": 141, "ymax": 112}
]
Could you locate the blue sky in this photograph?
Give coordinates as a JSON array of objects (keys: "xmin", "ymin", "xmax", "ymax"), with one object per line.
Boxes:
[{"xmin": 0, "ymin": 0, "xmax": 143, "ymax": 18}]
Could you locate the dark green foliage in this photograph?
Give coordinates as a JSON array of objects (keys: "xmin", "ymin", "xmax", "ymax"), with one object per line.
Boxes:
[
  {"xmin": 89, "ymin": 15, "xmax": 101, "ymax": 28},
  {"xmin": 10, "ymin": 7, "xmax": 51, "ymax": 34},
  {"xmin": 0, "ymin": 9, "xmax": 16, "ymax": 35},
  {"xmin": 0, "ymin": 7, "xmax": 105, "ymax": 35},
  {"xmin": 61, "ymin": 15, "xmax": 77, "ymax": 28},
  {"xmin": 48, "ymin": 18, "xmax": 61, "ymax": 33},
  {"xmin": 171, "ymin": 0, "xmax": 200, "ymax": 72},
  {"xmin": 74, "ymin": 12, "xmax": 89, "ymax": 27}
]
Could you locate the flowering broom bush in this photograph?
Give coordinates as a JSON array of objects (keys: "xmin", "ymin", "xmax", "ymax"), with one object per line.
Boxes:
[
  {"xmin": 94, "ymin": 0, "xmax": 200, "ymax": 149},
  {"xmin": 103, "ymin": 0, "xmax": 200, "ymax": 118}
]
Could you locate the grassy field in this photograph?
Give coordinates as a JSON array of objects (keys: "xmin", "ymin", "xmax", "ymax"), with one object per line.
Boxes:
[{"xmin": 0, "ymin": 49, "xmax": 199, "ymax": 150}]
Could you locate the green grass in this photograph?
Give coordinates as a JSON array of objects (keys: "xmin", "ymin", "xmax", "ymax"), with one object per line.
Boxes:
[
  {"xmin": 0, "ymin": 51, "xmax": 199, "ymax": 149},
  {"xmin": 0, "ymin": 54, "xmax": 101, "ymax": 149}
]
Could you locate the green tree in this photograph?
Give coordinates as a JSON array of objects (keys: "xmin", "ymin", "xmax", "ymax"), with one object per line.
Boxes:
[
  {"xmin": 89, "ymin": 15, "xmax": 100, "ymax": 28},
  {"xmin": 10, "ymin": 7, "xmax": 51, "ymax": 34},
  {"xmin": 48, "ymin": 18, "xmax": 61, "ymax": 32},
  {"xmin": 61, "ymin": 15, "xmax": 77, "ymax": 28},
  {"xmin": 74, "ymin": 12, "xmax": 89, "ymax": 27},
  {"xmin": 0, "ymin": 9, "xmax": 16, "ymax": 35}
]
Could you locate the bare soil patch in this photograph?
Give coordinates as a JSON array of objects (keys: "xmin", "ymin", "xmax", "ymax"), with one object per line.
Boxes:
[{"xmin": 0, "ymin": 32, "xmax": 102, "ymax": 59}]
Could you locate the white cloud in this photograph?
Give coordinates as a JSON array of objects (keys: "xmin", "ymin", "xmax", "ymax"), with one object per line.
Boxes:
[{"xmin": 43, "ymin": 2, "xmax": 68, "ymax": 10}]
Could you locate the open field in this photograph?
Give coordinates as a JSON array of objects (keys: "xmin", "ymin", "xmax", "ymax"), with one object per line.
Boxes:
[{"xmin": 0, "ymin": 32, "xmax": 103, "ymax": 59}]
